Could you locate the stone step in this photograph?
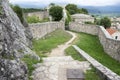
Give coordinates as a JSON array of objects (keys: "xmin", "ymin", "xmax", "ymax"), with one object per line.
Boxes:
[{"xmin": 43, "ymin": 56, "xmax": 74, "ymax": 62}]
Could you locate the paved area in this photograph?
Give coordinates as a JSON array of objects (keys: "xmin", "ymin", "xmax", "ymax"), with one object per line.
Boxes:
[{"xmin": 32, "ymin": 31, "xmax": 90, "ymax": 80}]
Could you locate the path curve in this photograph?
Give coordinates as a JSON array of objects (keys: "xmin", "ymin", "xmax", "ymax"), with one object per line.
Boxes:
[
  {"xmin": 32, "ymin": 31, "xmax": 90, "ymax": 80},
  {"xmin": 49, "ymin": 31, "xmax": 77, "ymax": 57}
]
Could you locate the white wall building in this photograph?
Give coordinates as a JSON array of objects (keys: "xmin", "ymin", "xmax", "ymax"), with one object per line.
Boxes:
[{"xmin": 106, "ymin": 28, "xmax": 120, "ymax": 40}]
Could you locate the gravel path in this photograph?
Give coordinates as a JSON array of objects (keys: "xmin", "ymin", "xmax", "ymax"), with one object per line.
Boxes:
[{"xmin": 49, "ymin": 31, "xmax": 77, "ymax": 57}]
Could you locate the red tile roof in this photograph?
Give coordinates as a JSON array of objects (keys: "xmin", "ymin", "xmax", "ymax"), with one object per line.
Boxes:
[{"xmin": 106, "ymin": 28, "xmax": 117, "ymax": 35}]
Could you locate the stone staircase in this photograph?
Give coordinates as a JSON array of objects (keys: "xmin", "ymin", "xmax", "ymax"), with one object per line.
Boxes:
[{"xmin": 32, "ymin": 56, "xmax": 90, "ymax": 80}]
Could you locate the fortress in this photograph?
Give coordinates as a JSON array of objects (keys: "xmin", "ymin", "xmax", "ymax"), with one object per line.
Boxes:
[{"xmin": 69, "ymin": 22, "xmax": 120, "ymax": 62}]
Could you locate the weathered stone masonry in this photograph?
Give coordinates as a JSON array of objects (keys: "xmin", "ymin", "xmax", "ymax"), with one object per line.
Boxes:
[
  {"xmin": 69, "ymin": 22, "xmax": 98, "ymax": 35},
  {"xmin": 69, "ymin": 22, "xmax": 120, "ymax": 62},
  {"xmin": 0, "ymin": 0, "xmax": 40, "ymax": 79},
  {"xmin": 98, "ymin": 26, "xmax": 120, "ymax": 62},
  {"xmin": 29, "ymin": 22, "xmax": 64, "ymax": 39}
]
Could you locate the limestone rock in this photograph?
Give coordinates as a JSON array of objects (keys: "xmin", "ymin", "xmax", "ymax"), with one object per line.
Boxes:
[{"xmin": 0, "ymin": 0, "xmax": 40, "ymax": 79}]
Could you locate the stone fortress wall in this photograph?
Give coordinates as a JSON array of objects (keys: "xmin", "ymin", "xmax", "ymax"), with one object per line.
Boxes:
[
  {"xmin": 69, "ymin": 22, "xmax": 98, "ymax": 35},
  {"xmin": 27, "ymin": 11, "xmax": 49, "ymax": 20},
  {"xmin": 69, "ymin": 22, "xmax": 120, "ymax": 62},
  {"xmin": 29, "ymin": 22, "xmax": 64, "ymax": 39}
]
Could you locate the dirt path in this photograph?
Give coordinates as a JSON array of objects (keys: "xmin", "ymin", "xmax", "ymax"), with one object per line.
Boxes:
[
  {"xmin": 32, "ymin": 31, "xmax": 90, "ymax": 80},
  {"xmin": 49, "ymin": 31, "xmax": 77, "ymax": 57}
]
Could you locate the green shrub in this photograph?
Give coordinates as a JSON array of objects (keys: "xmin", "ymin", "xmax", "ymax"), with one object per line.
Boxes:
[
  {"xmin": 49, "ymin": 6, "xmax": 63, "ymax": 21},
  {"xmin": 100, "ymin": 17, "xmax": 111, "ymax": 29},
  {"xmin": 22, "ymin": 55, "xmax": 40, "ymax": 80},
  {"xmin": 84, "ymin": 21, "xmax": 94, "ymax": 24},
  {"xmin": 27, "ymin": 16, "xmax": 40, "ymax": 23},
  {"xmin": 27, "ymin": 16, "xmax": 50, "ymax": 23}
]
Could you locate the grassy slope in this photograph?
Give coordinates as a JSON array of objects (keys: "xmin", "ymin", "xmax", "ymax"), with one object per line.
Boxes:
[
  {"xmin": 32, "ymin": 29, "xmax": 72, "ymax": 57},
  {"xmin": 85, "ymin": 68, "xmax": 102, "ymax": 80},
  {"xmin": 65, "ymin": 46, "xmax": 85, "ymax": 61},
  {"xmin": 75, "ymin": 32, "xmax": 120, "ymax": 75},
  {"xmin": 23, "ymin": 29, "xmax": 72, "ymax": 79}
]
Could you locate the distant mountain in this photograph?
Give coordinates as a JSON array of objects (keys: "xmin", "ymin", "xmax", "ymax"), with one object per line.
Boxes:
[{"xmin": 78, "ymin": 5, "xmax": 120, "ymax": 17}]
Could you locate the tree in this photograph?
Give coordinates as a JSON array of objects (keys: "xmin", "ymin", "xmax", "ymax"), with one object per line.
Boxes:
[
  {"xmin": 49, "ymin": 6, "xmax": 63, "ymax": 21},
  {"xmin": 65, "ymin": 4, "xmax": 78, "ymax": 15},
  {"xmin": 81, "ymin": 8, "xmax": 88, "ymax": 14},
  {"xmin": 65, "ymin": 4, "xmax": 88, "ymax": 15},
  {"xmin": 49, "ymin": 3, "xmax": 55, "ymax": 6},
  {"xmin": 100, "ymin": 17, "xmax": 111, "ymax": 29}
]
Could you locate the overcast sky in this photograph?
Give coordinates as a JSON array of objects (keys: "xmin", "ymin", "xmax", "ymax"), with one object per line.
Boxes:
[{"xmin": 9, "ymin": 0, "xmax": 120, "ymax": 8}]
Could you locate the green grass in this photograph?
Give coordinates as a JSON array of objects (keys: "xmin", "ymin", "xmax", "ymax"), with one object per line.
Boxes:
[
  {"xmin": 65, "ymin": 42, "xmax": 102, "ymax": 80},
  {"xmin": 22, "ymin": 29, "xmax": 72, "ymax": 80},
  {"xmin": 27, "ymin": 16, "xmax": 49, "ymax": 23},
  {"xmin": 85, "ymin": 67, "xmax": 103, "ymax": 80},
  {"xmin": 65, "ymin": 46, "xmax": 85, "ymax": 61},
  {"xmin": 22, "ymin": 55, "xmax": 40, "ymax": 80},
  {"xmin": 32, "ymin": 29, "xmax": 72, "ymax": 57},
  {"xmin": 75, "ymin": 32, "xmax": 120, "ymax": 75}
]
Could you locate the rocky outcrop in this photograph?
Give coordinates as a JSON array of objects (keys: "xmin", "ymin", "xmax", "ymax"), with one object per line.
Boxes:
[{"xmin": 0, "ymin": 0, "xmax": 40, "ymax": 79}]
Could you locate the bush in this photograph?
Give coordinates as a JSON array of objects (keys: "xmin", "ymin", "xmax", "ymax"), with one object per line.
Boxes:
[
  {"xmin": 65, "ymin": 4, "xmax": 78, "ymax": 15},
  {"xmin": 65, "ymin": 4, "xmax": 88, "ymax": 15},
  {"xmin": 27, "ymin": 16, "xmax": 50, "ymax": 23},
  {"xmin": 84, "ymin": 21, "xmax": 94, "ymax": 24},
  {"xmin": 27, "ymin": 16, "xmax": 40, "ymax": 23},
  {"xmin": 100, "ymin": 17, "xmax": 111, "ymax": 29},
  {"xmin": 49, "ymin": 6, "xmax": 63, "ymax": 21}
]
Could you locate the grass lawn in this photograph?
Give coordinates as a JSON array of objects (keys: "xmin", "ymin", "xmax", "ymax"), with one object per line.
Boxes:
[
  {"xmin": 32, "ymin": 29, "xmax": 72, "ymax": 57},
  {"xmin": 65, "ymin": 46, "xmax": 102, "ymax": 80},
  {"xmin": 75, "ymin": 32, "xmax": 120, "ymax": 75},
  {"xmin": 65, "ymin": 46, "xmax": 85, "ymax": 61},
  {"xmin": 23, "ymin": 29, "xmax": 72, "ymax": 79},
  {"xmin": 85, "ymin": 67, "xmax": 103, "ymax": 80}
]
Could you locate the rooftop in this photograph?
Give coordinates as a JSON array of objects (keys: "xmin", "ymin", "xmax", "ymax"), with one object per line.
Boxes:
[{"xmin": 106, "ymin": 28, "xmax": 117, "ymax": 35}]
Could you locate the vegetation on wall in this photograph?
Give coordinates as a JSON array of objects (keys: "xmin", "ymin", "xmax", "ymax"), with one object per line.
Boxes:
[
  {"xmin": 65, "ymin": 4, "xmax": 88, "ymax": 15},
  {"xmin": 27, "ymin": 16, "xmax": 49, "ymax": 23},
  {"xmin": 49, "ymin": 6, "xmax": 63, "ymax": 21}
]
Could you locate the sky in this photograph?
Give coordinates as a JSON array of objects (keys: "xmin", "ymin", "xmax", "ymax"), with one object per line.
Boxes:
[{"xmin": 9, "ymin": 0, "xmax": 120, "ymax": 8}]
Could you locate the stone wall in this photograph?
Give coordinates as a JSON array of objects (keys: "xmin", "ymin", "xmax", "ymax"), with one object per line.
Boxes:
[
  {"xmin": 69, "ymin": 22, "xmax": 98, "ymax": 35},
  {"xmin": 0, "ymin": 0, "xmax": 40, "ymax": 79},
  {"xmin": 27, "ymin": 11, "xmax": 49, "ymax": 20},
  {"xmin": 29, "ymin": 22, "xmax": 64, "ymax": 39},
  {"xmin": 98, "ymin": 26, "xmax": 120, "ymax": 61},
  {"xmin": 73, "ymin": 45, "xmax": 120, "ymax": 80},
  {"xmin": 69, "ymin": 22, "xmax": 120, "ymax": 62}
]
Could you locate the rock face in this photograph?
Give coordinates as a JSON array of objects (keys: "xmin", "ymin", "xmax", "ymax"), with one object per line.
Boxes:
[{"xmin": 0, "ymin": 0, "xmax": 40, "ymax": 79}]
